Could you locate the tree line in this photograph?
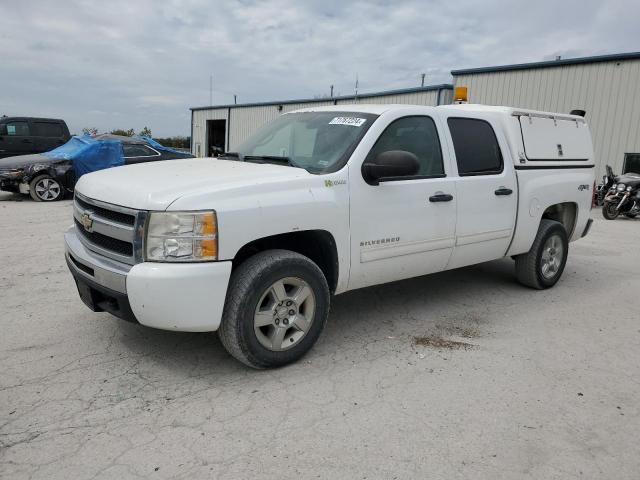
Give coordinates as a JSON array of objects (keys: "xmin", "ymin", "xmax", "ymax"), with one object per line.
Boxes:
[{"xmin": 81, "ymin": 126, "xmax": 190, "ymax": 149}]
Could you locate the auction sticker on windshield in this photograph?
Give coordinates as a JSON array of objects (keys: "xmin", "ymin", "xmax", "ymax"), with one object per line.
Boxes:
[{"xmin": 329, "ymin": 117, "xmax": 367, "ymax": 127}]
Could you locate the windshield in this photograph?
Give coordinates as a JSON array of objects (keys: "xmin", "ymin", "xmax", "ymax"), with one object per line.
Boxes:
[{"xmin": 226, "ymin": 111, "xmax": 378, "ymax": 173}]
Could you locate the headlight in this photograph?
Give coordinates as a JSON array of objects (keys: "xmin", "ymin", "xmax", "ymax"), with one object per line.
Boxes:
[
  {"xmin": 627, "ymin": 186, "xmax": 633, "ymax": 191},
  {"xmin": 1, "ymin": 169, "xmax": 24, "ymax": 179},
  {"xmin": 145, "ymin": 211, "xmax": 218, "ymax": 262},
  {"xmin": 617, "ymin": 183, "xmax": 626, "ymax": 192}
]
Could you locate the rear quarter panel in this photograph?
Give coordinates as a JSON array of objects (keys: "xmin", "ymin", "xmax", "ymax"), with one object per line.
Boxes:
[{"xmin": 508, "ymin": 168, "xmax": 595, "ymax": 256}]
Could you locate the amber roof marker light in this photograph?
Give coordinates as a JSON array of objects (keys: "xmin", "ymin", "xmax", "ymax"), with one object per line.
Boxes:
[{"xmin": 453, "ymin": 86, "xmax": 468, "ymax": 104}]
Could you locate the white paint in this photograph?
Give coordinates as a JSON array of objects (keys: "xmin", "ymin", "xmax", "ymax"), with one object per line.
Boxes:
[{"xmin": 126, "ymin": 261, "xmax": 231, "ymax": 332}]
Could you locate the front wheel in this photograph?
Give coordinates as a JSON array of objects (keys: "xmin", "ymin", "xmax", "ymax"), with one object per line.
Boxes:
[
  {"xmin": 218, "ymin": 250, "xmax": 330, "ymax": 368},
  {"xmin": 29, "ymin": 174, "xmax": 64, "ymax": 202},
  {"xmin": 602, "ymin": 201, "xmax": 620, "ymax": 220},
  {"xmin": 515, "ymin": 219, "xmax": 568, "ymax": 290}
]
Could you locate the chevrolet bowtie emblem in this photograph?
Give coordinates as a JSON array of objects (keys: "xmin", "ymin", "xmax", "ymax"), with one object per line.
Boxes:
[{"xmin": 80, "ymin": 212, "xmax": 94, "ymax": 232}]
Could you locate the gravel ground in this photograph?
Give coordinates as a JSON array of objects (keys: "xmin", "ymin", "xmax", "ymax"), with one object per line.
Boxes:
[{"xmin": 1, "ymin": 192, "xmax": 639, "ymax": 479}]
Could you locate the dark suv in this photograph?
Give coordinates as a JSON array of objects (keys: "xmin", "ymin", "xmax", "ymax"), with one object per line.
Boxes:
[{"xmin": 0, "ymin": 117, "xmax": 71, "ymax": 159}]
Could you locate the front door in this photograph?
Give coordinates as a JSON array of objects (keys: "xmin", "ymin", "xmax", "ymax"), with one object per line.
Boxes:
[
  {"xmin": 348, "ymin": 112, "xmax": 457, "ymax": 290},
  {"xmin": 443, "ymin": 116, "xmax": 517, "ymax": 269}
]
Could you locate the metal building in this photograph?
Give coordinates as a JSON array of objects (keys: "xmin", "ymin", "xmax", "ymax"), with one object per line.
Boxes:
[
  {"xmin": 452, "ymin": 52, "xmax": 640, "ymax": 176},
  {"xmin": 190, "ymin": 84, "xmax": 453, "ymax": 158}
]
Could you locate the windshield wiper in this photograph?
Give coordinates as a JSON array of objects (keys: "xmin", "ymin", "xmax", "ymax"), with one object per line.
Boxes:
[{"xmin": 242, "ymin": 155, "xmax": 303, "ymax": 169}]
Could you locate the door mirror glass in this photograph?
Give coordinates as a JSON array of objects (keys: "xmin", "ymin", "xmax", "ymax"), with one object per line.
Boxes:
[{"xmin": 362, "ymin": 150, "xmax": 420, "ymax": 185}]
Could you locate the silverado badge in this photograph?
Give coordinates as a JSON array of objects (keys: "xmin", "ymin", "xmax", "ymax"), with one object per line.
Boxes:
[{"xmin": 80, "ymin": 212, "xmax": 94, "ymax": 232}]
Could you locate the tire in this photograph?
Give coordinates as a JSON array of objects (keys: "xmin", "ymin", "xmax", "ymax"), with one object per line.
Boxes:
[
  {"xmin": 515, "ymin": 219, "xmax": 568, "ymax": 290},
  {"xmin": 218, "ymin": 249, "xmax": 330, "ymax": 369},
  {"xmin": 602, "ymin": 201, "xmax": 620, "ymax": 220},
  {"xmin": 29, "ymin": 174, "xmax": 64, "ymax": 202}
]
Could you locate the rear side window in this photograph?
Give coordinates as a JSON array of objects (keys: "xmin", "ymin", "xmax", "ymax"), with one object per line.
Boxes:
[
  {"xmin": 367, "ymin": 116, "xmax": 444, "ymax": 177},
  {"xmin": 123, "ymin": 144, "xmax": 158, "ymax": 157},
  {"xmin": 448, "ymin": 118, "xmax": 503, "ymax": 176},
  {"xmin": 33, "ymin": 122, "xmax": 64, "ymax": 137},
  {"xmin": 4, "ymin": 121, "xmax": 30, "ymax": 136}
]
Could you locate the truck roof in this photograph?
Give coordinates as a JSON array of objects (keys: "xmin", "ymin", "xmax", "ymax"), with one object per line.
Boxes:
[
  {"xmin": 437, "ymin": 104, "xmax": 587, "ymax": 122},
  {"xmin": 290, "ymin": 103, "xmax": 586, "ymax": 122},
  {"xmin": 0, "ymin": 116, "xmax": 67, "ymax": 123}
]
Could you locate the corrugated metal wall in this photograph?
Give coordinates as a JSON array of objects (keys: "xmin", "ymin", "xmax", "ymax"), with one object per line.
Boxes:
[
  {"xmin": 191, "ymin": 108, "xmax": 228, "ymax": 158},
  {"xmin": 192, "ymin": 88, "xmax": 449, "ymax": 154},
  {"xmin": 453, "ymin": 59, "xmax": 640, "ymax": 176}
]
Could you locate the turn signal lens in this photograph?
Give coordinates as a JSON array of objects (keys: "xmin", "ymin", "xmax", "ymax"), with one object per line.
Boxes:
[
  {"xmin": 196, "ymin": 239, "xmax": 218, "ymax": 258},
  {"xmin": 197, "ymin": 212, "xmax": 217, "ymax": 236}
]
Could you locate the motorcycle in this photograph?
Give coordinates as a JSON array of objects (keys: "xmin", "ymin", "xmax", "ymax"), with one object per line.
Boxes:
[
  {"xmin": 596, "ymin": 165, "xmax": 616, "ymax": 206},
  {"xmin": 602, "ymin": 170, "xmax": 640, "ymax": 220}
]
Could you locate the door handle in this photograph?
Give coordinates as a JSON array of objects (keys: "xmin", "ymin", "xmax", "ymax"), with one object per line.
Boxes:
[
  {"xmin": 21, "ymin": 139, "xmax": 32, "ymax": 144},
  {"xmin": 429, "ymin": 193, "xmax": 453, "ymax": 202},
  {"xmin": 494, "ymin": 187, "xmax": 513, "ymax": 196}
]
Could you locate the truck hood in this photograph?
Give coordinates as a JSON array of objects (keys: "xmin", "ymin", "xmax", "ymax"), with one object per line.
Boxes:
[{"xmin": 75, "ymin": 157, "xmax": 311, "ymax": 210}]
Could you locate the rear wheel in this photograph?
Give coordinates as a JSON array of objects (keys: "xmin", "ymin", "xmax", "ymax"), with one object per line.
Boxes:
[
  {"xmin": 218, "ymin": 249, "xmax": 330, "ymax": 369},
  {"xmin": 515, "ymin": 219, "xmax": 568, "ymax": 290},
  {"xmin": 29, "ymin": 174, "xmax": 64, "ymax": 202},
  {"xmin": 602, "ymin": 201, "xmax": 620, "ymax": 220}
]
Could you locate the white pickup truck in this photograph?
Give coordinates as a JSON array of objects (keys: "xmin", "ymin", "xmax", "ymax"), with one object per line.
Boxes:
[{"xmin": 65, "ymin": 103, "xmax": 595, "ymax": 368}]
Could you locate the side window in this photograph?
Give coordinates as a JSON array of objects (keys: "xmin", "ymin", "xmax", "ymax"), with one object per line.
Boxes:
[
  {"xmin": 123, "ymin": 145, "xmax": 158, "ymax": 157},
  {"xmin": 367, "ymin": 116, "xmax": 444, "ymax": 177},
  {"xmin": 5, "ymin": 121, "xmax": 30, "ymax": 136},
  {"xmin": 447, "ymin": 118, "xmax": 503, "ymax": 176},
  {"xmin": 33, "ymin": 122, "xmax": 64, "ymax": 137}
]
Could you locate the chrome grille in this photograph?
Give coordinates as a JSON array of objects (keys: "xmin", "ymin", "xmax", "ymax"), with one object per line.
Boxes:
[{"xmin": 73, "ymin": 192, "xmax": 146, "ymax": 265}]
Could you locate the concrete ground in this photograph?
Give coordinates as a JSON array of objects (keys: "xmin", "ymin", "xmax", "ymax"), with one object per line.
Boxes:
[{"xmin": 1, "ymin": 191, "xmax": 639, "ymax": 480}]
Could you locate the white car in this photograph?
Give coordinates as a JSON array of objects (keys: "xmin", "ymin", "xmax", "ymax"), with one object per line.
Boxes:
[{"xmin": 65, "ymin": 103, "xmax": 595, "ymax": 368}]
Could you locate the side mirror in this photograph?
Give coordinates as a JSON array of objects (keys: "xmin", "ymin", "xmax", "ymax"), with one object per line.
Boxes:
[{"xmin": 362, "ymin": 150, "xmax": 420, "ymax": 185}]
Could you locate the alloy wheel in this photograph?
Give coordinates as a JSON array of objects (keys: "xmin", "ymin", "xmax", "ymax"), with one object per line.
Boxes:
[{"xmin": 253, "ymin": 277, "xmax": 316, "ymax": 351}]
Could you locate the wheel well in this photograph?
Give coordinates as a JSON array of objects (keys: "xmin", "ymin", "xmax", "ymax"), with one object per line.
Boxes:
[
  {"xmin": 232, "ymin": 230, "xmax": 339, "ymax": 293},
  {"xmin": 542, "ymin": 202, "xmax": 577, "ymax": 237}
]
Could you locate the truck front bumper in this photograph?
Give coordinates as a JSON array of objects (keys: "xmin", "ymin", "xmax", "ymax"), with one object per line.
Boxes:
[{"xmin": 65, "ymin": 226, "xmax": 232, "ymax": 332}]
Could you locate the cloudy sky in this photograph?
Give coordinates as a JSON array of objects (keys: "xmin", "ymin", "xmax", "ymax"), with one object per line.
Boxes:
[{"xmin": 1, "ymin": 0, "xmax": 638, "ymax": 137}]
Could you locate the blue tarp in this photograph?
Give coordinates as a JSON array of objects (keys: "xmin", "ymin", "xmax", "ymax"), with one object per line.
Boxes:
[{"xmin": 43, "ymin": 135, "xmax": 124, "ymax": 179}]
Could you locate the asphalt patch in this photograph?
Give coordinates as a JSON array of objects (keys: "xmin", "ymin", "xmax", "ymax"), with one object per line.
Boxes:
[{"xmin": 412, "ymin": 335, "xmax": 475, "ymax": 350}]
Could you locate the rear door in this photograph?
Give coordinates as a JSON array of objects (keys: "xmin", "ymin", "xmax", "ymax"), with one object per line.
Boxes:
[
  {"xmin": 0, "ymin": 120, "xmax": 34, "ymax": 157},
  {"xmin": 32, "ymin": 120, "xmax": 67, "ymax": 153},
  {"xmin": 443, "ymin": 115, "xmax": 517, "ymax": 269}
]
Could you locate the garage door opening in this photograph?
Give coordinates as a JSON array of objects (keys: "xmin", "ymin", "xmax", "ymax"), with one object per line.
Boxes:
[{"xmin": 206, "ymin": 119, "xmax": 226, "ymax": 157}]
